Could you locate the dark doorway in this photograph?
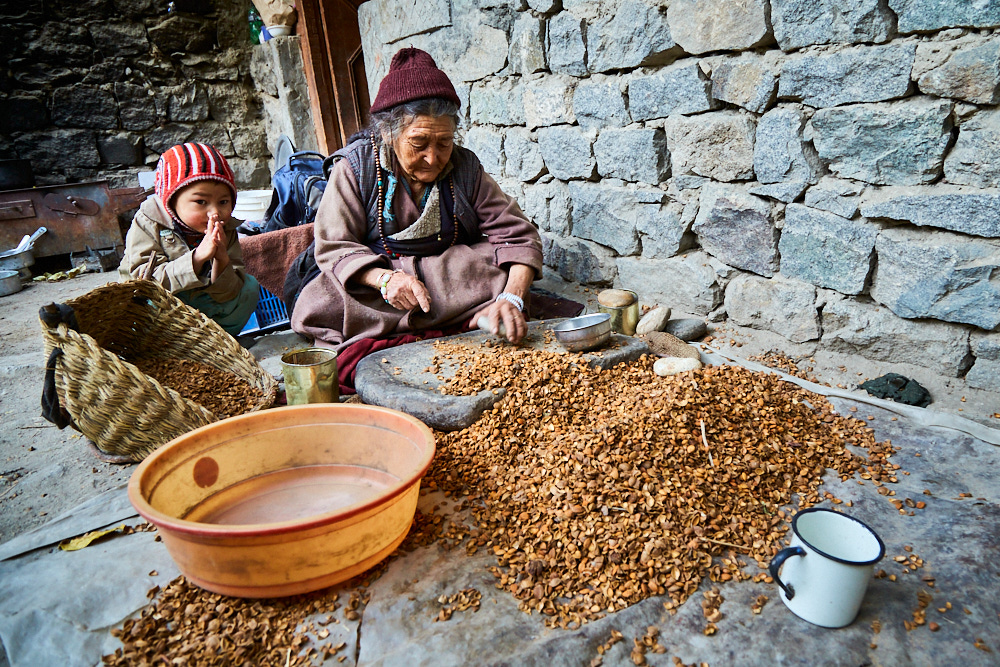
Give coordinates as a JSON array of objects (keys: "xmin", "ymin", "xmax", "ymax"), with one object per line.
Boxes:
[{"xmin": 298, "ymin": 0, "xmax": 372, "ymax": 153}]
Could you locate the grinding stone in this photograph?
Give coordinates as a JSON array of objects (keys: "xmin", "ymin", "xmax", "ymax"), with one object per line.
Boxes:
[
  {"xmin": 641, "ymin": 331, "xmax": 701, "ymax": 360},
  {"xmin": 354, "ymin": 319, "xmax": 650, "ymax": 431},
  {"xmin": 636, "ymin": 306, "xmax": 671, "ymax": 335}
]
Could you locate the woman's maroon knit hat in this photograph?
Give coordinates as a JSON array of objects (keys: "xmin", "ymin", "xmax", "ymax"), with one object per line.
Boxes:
[{"xmin": 369, "ymin": 47, "xmax": 461, "ymax": 113}]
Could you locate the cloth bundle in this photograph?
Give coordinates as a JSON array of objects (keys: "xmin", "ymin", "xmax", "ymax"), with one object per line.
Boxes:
[{"xmin": 252, "ymin": 0, "xmax": 296, "ymax": 27}]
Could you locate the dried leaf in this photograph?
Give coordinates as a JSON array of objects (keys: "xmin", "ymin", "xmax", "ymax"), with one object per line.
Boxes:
[{"xmin": 59, "ymin": 524, "xmax": 127, "ymax": 551}]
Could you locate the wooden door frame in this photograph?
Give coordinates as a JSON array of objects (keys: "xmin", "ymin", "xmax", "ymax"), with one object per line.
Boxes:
[{"xmin": 297, "ymin": 0, "xmax": 370, "ymax": 154}]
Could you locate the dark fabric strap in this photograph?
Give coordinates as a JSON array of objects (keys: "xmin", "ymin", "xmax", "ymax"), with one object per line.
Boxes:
[
  {"xmin": 41, "ymin": 348, "xmax": 72, "ymax": 429},
  {"xmin": 282, "ymin": 240, "xmax": 319, "ymax": 311},
  {"xmin": 39, "ymin": 303, "xmax": 79, "ymax": 429}
]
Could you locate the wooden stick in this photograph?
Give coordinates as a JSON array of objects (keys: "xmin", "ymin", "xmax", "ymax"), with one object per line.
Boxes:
[
  {"xmin": 141, "ymin": 253, "xmax": 157, "ymax": 281},
  {"xmin": 0, "ymin": 480, "xmax": 22, "ymax": 502},
  {"xmin": 700, "ymin": 419, "xmax": 715, "ymax": 467}
]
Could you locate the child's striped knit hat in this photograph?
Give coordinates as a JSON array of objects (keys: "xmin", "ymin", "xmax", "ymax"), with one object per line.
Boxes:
[{"xmin": 154, "ymin": 143, "xmax": 237, "ymax": 220}]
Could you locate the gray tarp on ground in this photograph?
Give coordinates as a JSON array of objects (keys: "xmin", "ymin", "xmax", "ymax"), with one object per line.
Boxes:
[{"xmin": 1, "ymin": 351, "xmax": 998, "ymax": 666}]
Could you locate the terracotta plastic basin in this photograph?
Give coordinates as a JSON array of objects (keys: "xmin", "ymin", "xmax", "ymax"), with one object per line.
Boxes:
[{"xmin": 128, "ymin": 404, "xmax": 435, "ymax": 597}]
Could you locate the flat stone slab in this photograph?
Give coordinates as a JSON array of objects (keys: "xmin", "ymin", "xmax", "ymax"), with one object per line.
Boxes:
[
  {"xmin": 2, "ymin": 394, "xmax": 998, "ymax": 667},
  {"xmin": 354, "ymin": 319, "xmax": 650, "ymax": 431}
]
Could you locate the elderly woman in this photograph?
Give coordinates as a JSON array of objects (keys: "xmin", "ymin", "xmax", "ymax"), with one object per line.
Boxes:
[{"xmin": 289, "ymin": 47, "xmax": 543, "ymax": 354}]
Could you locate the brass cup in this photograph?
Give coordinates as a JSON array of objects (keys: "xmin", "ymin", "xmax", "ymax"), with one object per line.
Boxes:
[
  {"xmin": 596, "ymin": 290, "xmax": 640, "ymax": 336},
  {"xmin": 280, "ymin": 348, "xmax": 339, "ymax": 404}
]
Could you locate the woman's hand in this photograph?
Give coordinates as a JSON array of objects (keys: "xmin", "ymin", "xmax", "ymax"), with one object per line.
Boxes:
[
  {"xmin": 383, "ymin": 270, "xmax": 431, "ymax": 313},
  {"xmin": 472, "ymin": 297, "xmax": 527, "ymax": 344},
  {"xmin": 471, "ymin": 264, "xmax": 533, "ymax": 344}
]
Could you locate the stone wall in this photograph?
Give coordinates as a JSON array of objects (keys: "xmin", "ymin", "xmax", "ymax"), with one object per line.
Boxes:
[
  {"xmin": 0, "ymin": 0, "xmax": 271, "ymax": 190},
  {"xmin": 359, "ymin": 0, "xmax": 1000, "ymax": 392},
  {"xmin": 249, "ymin": 36, "xmax": 320, "ymax": 157}
]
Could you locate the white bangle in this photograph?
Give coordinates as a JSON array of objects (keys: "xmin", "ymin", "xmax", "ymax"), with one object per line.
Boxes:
[
  {"xmin": 496, "ymin": 291, "xmax": 524, "ymax": 312},
  {"xmin": 377, "ymin": 269, "xmax": 399, "ymax": 303}
]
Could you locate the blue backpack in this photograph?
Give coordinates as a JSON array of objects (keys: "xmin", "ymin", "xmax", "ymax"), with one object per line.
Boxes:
[{"xmin": 262, "ymin": 151, "xmax": 328, "ymax": 233}]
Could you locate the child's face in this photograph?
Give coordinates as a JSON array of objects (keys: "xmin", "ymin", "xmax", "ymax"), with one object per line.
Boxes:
[{"xmin": 172, "ymin": 181, "xmax": 234, "ymax": 232}]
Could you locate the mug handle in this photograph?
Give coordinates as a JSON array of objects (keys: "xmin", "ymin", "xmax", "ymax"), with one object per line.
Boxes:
[{"xmin": 769, "ymin": 546, "xmax": 806, "ymax": 600}]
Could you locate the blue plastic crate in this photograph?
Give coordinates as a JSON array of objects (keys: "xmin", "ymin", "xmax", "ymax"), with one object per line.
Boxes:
[{"xmin": 240, "ymin": 285, "xmax": 291, "ymax": 336}]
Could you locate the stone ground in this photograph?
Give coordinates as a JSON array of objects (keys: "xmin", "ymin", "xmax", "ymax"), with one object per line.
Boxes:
[
  {"xmin": 0, "ymin": 272, "xmax": 136, "ymax": 547},
  {"xmin": 1, "ymin": 269, "xmax": 999, "ymax": 666}
]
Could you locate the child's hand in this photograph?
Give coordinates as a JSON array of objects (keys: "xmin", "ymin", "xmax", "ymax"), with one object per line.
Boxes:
[
  {"xmin": 192, "ymin": 214, "xmax": 227, "ymax": 274},
  {"xmin": 206, "ymin": 213, "xmax": 230, "ymax": 269},
  {"xmin": 193, "ymin": 233, "xmax": 217, "ymax": 274}
]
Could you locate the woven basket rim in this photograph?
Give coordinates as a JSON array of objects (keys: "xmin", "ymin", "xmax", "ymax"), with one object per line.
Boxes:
[
  {"xmin": 63, "ymin": 279, "xmax": 276, "ymax": 390},
  {"xmin": 41, "ymin": 279, "xmax": 277, "ymax": 459},
  {"xmin": 53, "ymin": 323, "xmax": 251, "ymax": 421}
]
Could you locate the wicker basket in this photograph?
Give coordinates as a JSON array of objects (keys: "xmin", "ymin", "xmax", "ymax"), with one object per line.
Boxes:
[{"xmin": 40, "ymin": 279, "xmax": 277, "ymax": 461}]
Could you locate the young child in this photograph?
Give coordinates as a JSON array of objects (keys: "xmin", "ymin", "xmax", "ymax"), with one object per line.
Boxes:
[{"xmin": 119, "ymin": 143, "xmax": 259, "ymax": 336}]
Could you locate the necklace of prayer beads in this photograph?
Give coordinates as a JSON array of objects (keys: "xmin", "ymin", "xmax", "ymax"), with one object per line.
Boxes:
[{"xmin": 372, "ymin": 134, "xmax": 457, "ymax": 258}]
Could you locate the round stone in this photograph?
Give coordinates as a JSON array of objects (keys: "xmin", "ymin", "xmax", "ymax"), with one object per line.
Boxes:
[
  {"xmin": 636, "ymin": 306, "xmax": 671, "ymax": 335},
  {"xmin": 662, "ymin": 318, "xmax": 708, "ymax": 341},
  {"xmin": 597, "ymin": 289, "xmax": 636, "ymax": 308},
  {"xmin": 653, "ymin": 356, "xmax": 703, "ymax": 376}
]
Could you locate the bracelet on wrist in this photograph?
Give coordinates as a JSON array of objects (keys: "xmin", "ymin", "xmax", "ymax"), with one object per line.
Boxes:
[
  {"xmin": 378, "ymin": 269, "xmax": 400, "ymax": 304},
  {"xmin": 495, "ymin": 291, "xmax": 524, "ymax": 312}
]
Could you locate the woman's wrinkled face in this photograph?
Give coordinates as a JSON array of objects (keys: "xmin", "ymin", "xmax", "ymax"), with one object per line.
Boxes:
[{"xmin": 392, "ymin": 115, "xmax": 455, "ymax": 186}]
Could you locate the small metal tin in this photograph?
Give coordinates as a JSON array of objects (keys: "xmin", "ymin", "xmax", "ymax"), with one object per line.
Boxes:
[
  {"xmin": 281, "ymin": 348, "xmax": 339, "ymax": 404},
  {"xmin": 597, "ymin": 289, "xmax": 640, "ymax": 336}
]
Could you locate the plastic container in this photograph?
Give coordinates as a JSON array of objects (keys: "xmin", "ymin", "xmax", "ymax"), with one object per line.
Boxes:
[
  {"xmin": 233, "ymin": 188, "xmax": 272, "ymax": 222},
  {"xmin": 266, "ymin": 24, "xmax": 293, "ymax": 37},
  {"xmin": 128, "ymin": 404, "xmax": 436, "ymax": 597},
  {"xmin": 248, "ymin": 7, "xmax": 264, "ymax": 44},
  {"xmin": 239, "ymin": 285, "xmax": 290, "ymax": 336}
]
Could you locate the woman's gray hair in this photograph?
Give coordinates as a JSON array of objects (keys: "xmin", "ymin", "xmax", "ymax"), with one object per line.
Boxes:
[{"xmin": 369, "ymin": 97, "xmax": 462, "ymax": 146}]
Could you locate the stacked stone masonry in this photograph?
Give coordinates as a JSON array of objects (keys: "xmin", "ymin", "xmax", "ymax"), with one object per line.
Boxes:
[
  {"xmin": 0, "ymin": 0, "xmax": 276, "ymax": 191},
  {"xmin": 360, "ymin": 0, "xmax": 1000, "ymax": 392}
]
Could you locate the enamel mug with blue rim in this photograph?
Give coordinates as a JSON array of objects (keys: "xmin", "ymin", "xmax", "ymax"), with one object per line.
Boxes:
[{"xmin": 769, "ymin": 507, "xmax": 886, "ymax": 628}]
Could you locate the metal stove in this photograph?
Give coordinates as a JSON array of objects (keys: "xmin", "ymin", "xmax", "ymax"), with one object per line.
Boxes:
[{"xmin": 0, "ymin": 181, "xmax": 148, "ymax": 261}]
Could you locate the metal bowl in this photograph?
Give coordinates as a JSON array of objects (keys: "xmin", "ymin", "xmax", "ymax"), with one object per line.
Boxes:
[
  {"xmin": 0, "ymin": 270, "xmax": 22, "ymax": 298},
  {"xmin": 0, "ymin": 249, "xmax": 33, "ymax": 273},
  {"xmin": 552, "ymin": 313, "xmax": 613, "ymax": 352},
  {"xmin": 128, "ymin": 404, "xmax": 435, "ymax": 598}
]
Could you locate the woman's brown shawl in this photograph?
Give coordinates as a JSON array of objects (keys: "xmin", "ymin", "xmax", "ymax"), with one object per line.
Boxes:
[{"xmin": 291, "ymin": 144, "xmax": 543, "ymax": 352}]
